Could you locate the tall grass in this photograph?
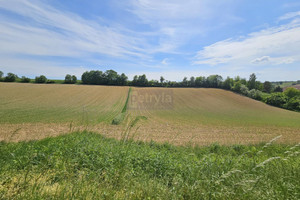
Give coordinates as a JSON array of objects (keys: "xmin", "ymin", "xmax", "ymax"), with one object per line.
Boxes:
[{"xmin": 0, "ymin": 133, "xmax": 299, "ymax": 199}]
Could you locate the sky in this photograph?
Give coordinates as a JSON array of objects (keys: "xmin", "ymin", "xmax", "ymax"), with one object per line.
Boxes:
[{"xmin": 0, "ymin": 0, "xmax": 300, "ymax": 81}]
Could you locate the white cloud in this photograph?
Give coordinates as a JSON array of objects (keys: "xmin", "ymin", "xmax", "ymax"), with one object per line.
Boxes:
[
  {"xmin": 0, "ymin": 0, "xmax": 145, "ymax": 59},
  {"xmin": 161, "ymin": 58, "xmax": 169, "ymax": 65},
  {"xmin": 278, "ymin": 11, "xmax": 300, "ymax": 21},
  {"xmin": 194, "ymin": 18, "xmax": 300, "ymax": 66},
  {"xmin": 252, "ymin": 56, "xmax": 270, "ymax": 64}
]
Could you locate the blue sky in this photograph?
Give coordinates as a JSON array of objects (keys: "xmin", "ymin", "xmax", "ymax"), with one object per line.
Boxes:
[{"xmin": 0, "ymin": 0, "xmax": 300, "ymax": 81}]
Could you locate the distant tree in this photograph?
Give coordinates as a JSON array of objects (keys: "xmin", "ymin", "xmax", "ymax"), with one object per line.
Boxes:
[
  {"xmin": 189, "ymin": 76, "xmax": 195, "ymax": 87},
  {"xmin": 232, "ymin": 81, "xmax": 242, "ymax": 92},
  {"xmin": 160, "ymin": 76, "xmax": 165, "ymax": 84},
  {"xmin": 263, "ymin": 81, "xmax": 273, "ymax": 93},
  {"xmin": 206, "ymin": 75, "xmax": 223, "ymax": 88},
  {"xmin": 195, "ymin": 76, "xmax": 206, "ymax": 87},
  {"xmin": 21, "ymin": 76, "xmax": 31, "ymax": 83},
  {"xmin": 222, "ymin": 77, "xmax": 234, "ymax": 90},
  {"xmin": 247, "ymin": 73, "xmax": 256, "ymax": 90},
  {"xmin": 274, "ymin": 86, "xmax": 283, "ymax": 92},
  {"xmin": 65, "ymin": 74, "xmax": 77, "ymax": 84},
  {"xmin": 117, "ymin": 73, "xmax": 128, "ymax": 86},
  {"xmin": 35, "ymin": 75, "xmax": 47, "ymax": 83},
  {"xmin": 4, "ymin": 73, "xmax": 17, "ymax": 82},
  {"xmin": 0, "ymin": 71, "xmax": 3, "ymax": 81},
  {"xmin": 71, "ymin": 75, "xmax": 77, "ymax": 84},
  {"xmin": 105, "ymin": 70, "xmax": 119, "ymax": 85},
  {"xmin": 64, "ymin": 74, "xmax": 72, "ymax": 84},
  {"xmin": 182, "ymin": 77, "xmax": 188, "ymax": 87}
]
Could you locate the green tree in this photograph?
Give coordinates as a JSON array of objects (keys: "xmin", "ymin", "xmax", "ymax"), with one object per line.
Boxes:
[
  {"xmin": 274, "ymin": 86, "xmax": 283, "ymax": 92},
  {"xmin": 189, "ymin": 76, "xmax": 195, "ymax": 87},
  {"xmin": 117, "ymin": 73, "xmax": 128, "ymax": 86},
  {"xmin": 35, "ymin": 75, "xmax": 47, "ymax": 83},
  {"xmin": 195, "ymin": 76, "xmax": 206, "ymax": 87},
  {"xmin": 232, "ymin": 81, "xmax": 242, "ymax": 92},
  {"xmin": 206, "ymin": 75, "xmax": 223, "ymax": 88},
  {"xmin": 160, "ymin": 76, "xmax": 165, "ymax": 84},
  {"xmin": 64, "ymin": 74, "xmax": 72, "ymax": 84},
  {"xmin": 21, "ymin": 76, "xmax": 31, "ymax": 83},
  {"xmin": 182, "ymin": 77, "xmax": 188, "ymax": 87},
  {"xmin": 71, "ymin": 75, "xmax": 77, "ymax": 84},
  {"xmin": 0, "ymin": 71, "xmax": 3, "ymax": 81},
  {"xmin": 247, "ymin": 73, "xmax": 256, "ymax": 90},
  {"xmin": 263, "ymin": 81, "xmax": 273, "ymax": 93},
  {"xmin": 222, "ymin": 77, "xmax": 234, "ymax": 90},
  {"xmin": 4, "ymin": 73, "xmax": 17, "ymax": 82}
]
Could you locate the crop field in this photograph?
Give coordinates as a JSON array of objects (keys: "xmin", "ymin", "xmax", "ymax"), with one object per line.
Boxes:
[
  {"xmin": 0, "ymin": 83, "xmax": 299, "ymax": 145},
  {"xmin": 127, "ymin": 87, "xmax": 300, "ymax": 145},
  {"xmin": 0, "ymin": 83, "xmax": 128, "ymax": 141}
]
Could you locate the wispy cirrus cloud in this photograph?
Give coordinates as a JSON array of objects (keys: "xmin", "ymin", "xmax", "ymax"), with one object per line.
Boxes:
[
  {"xmin": 0, "ymin": 0, "xmax": 145, "ymax": 59},
  {"xmin": 194, "ymin": 15, "xmax": 300, "ymax": 67}
]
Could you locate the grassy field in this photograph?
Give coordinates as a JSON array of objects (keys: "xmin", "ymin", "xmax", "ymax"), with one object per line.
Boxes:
[{"xmin": 0, "ymin": 132, "xmax": 299, "ymax": 199}]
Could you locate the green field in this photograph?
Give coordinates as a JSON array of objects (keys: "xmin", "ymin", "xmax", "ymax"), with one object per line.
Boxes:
[{"xmin": 1, "ymin": 132, "xmax": 299, "ymax": 199}]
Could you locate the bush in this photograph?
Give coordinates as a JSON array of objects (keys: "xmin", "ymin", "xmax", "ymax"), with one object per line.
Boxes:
[
  {"xmin": 20, "ymin": 76, "xmax": 31, "ymax": 83},
  {"xmin": 274, "ymin": 86, "xmax": 283, "ymax": 92},
  {"xmin": 265, "ymin": 93, "xmax": 287, "ymax": 107},
  {"xmin": 248, "ymin": 89, "xmax": 263, "ymax": 100},
  {"xmin": 35, "ymin": 75, "xmax": 47, "ymax": 83},
  {"xmin": 285, "ymin": 97, "xmax": 300, "ymax": 111},
  {"xmin": 46, "ymin": 80, "xmax": 55, "ymax": 84},
  {"xmin": 284, "ymin": 87, "xmax": 300, "ymax": 98},
  {"xmin": 4, "ymin": 73, "xmax": 17, "ymax": 82},
  {"xmin": 240, "ymin": 84, "xmax": 249, "ymax": 96}
]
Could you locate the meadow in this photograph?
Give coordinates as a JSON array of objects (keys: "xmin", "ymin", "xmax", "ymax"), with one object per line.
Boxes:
[{"xmin": 0, "ymin": 132, "xmax": 299, "ymax": 199}]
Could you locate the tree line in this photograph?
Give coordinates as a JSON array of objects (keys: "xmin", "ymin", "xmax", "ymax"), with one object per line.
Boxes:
[{"xmin": 0, "ymin": 69, "xmax": 299, "ymax": 111}]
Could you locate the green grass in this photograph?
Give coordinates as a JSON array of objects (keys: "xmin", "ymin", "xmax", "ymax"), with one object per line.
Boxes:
[
  {"xmin": 0, "ymin": 132, "xmax": 299, "ymax": 199},
  {"xmin": 112, "ymin": 87, "xmax": 132, "ymax": 125}
]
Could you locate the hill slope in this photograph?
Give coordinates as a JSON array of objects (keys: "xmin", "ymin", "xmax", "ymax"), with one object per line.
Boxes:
[{"xmin": 127, "ymin": 88, "xmax": 300, "ymax": 145}]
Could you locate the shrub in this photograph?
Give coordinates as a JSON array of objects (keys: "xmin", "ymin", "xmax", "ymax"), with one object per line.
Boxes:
[
  {"xmin": 285, "ymin": 97, "xmax": 300, "ymax": 111},
  {"xmin": 46, "ymin": 80, "xmax": 55, "ymax": 84},
  {"xmin": 20, "ymin": 76, "xmax": 31, "ymax": 83},
  {"xmin": 274, "ymin": 86, "xmax": 283, "ymax": 92},
  {"xmin": 240, "ymin": 84, "xmax": 249, "ymax": 96},
  {"xmin": 284, "ymin": 87, "xmax": 300, "ymax": 98},
  {"xmin": 232, "ymin": 81, "xmax": 241, "ymax": 92},
  {"xmin": 265, "ymin": 93, "xmax": 287, "ymax": 107},
  {"xmin": 248, "ymin": 89, "xmax": 263, "ymax": 100},
  {"xmin": 4, "ymin": 73, "xmax": 17, "ymax": 82},
  {"xmin": 35, "ymin": 75, "xmax": 47, "ymax": 83}
]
